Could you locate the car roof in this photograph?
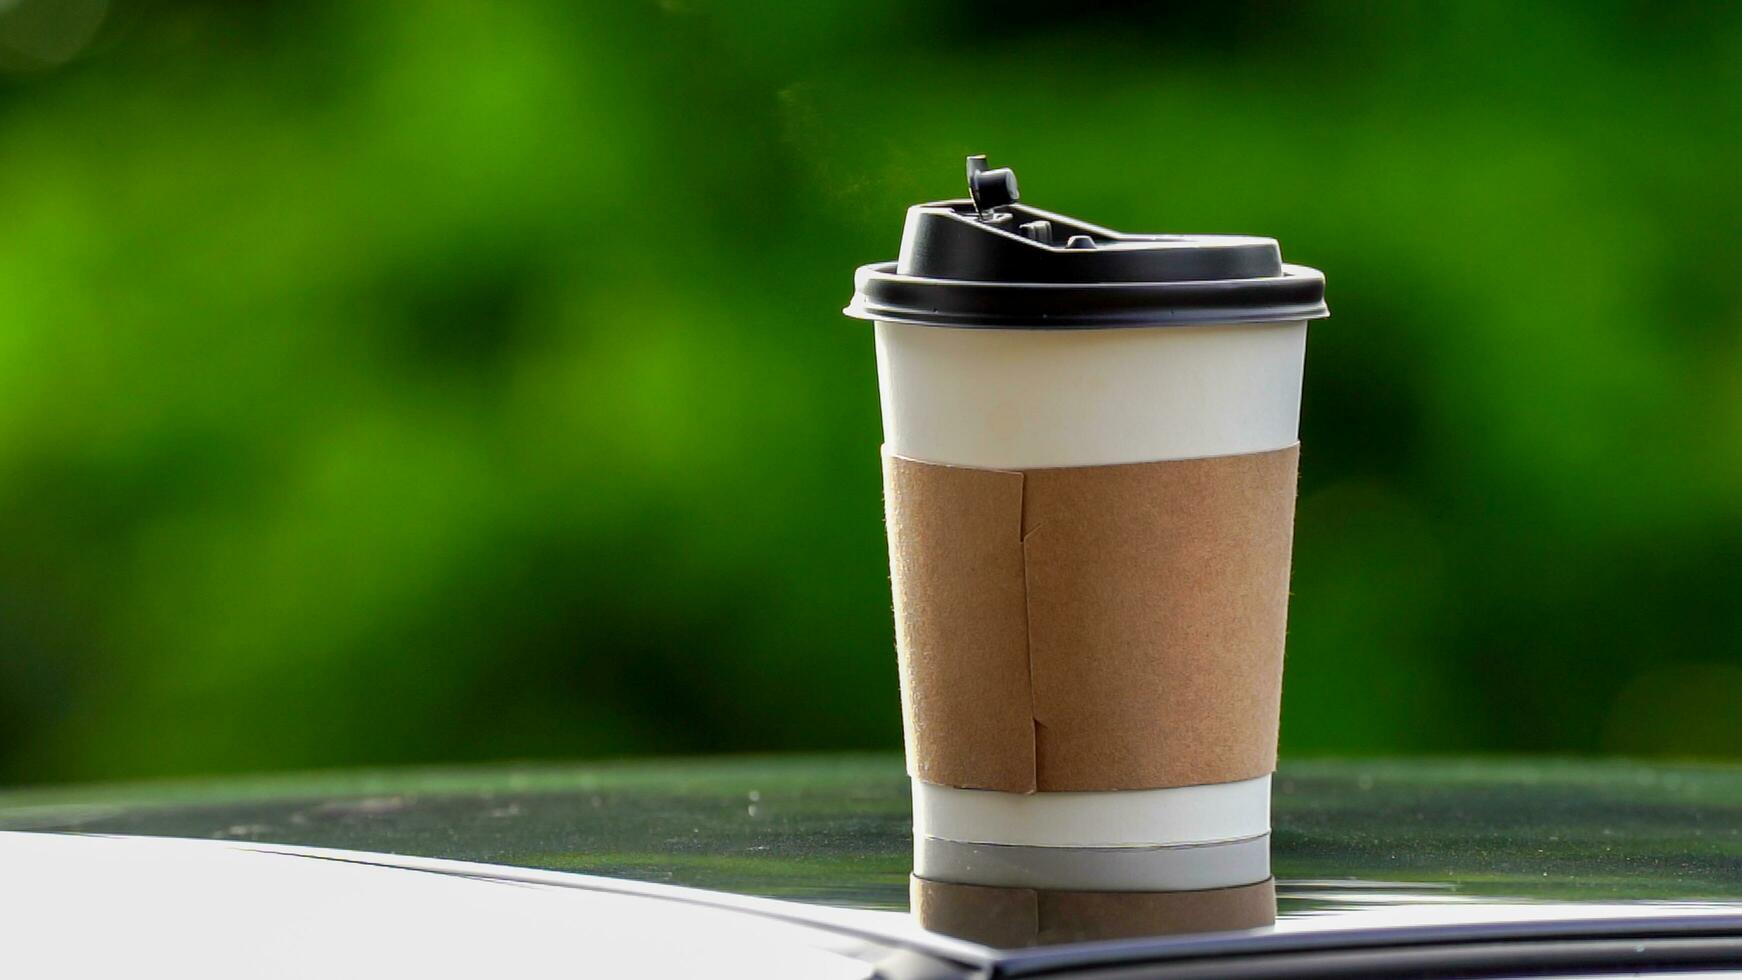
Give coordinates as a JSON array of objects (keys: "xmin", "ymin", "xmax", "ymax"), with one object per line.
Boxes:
[
  {"xmin": 0, "ymin": 831, "xmax": 969, "ymax": 979},
  {"xmin": 4, "ymin": 755, "xmax": 1742, "ymax": 974}
]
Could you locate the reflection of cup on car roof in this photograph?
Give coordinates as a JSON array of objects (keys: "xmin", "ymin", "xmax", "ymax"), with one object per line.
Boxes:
[
  {"xmin": 910, "ymin": 813, "xmax": 1275, "ymax": 946},
  {"xmin": 912, "ymin": 875, "xmax": 1276, "ymax": 948}
]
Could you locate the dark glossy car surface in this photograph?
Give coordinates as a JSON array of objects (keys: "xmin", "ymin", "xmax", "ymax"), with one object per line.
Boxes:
[{"xmin": 5, "ymin": 755, "xmax": 1742, "ymax": 977}]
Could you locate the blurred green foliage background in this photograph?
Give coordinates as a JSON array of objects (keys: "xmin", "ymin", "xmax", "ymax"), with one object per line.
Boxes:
[{"xmin": 2, "ymin": 0, "xmax": 1739, "ymax": 786}]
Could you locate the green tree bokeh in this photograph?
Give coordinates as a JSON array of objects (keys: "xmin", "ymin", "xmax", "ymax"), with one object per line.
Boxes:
[{"xmin": 1, "ymin": 0, "xmax": 1739, "ymax": 783}]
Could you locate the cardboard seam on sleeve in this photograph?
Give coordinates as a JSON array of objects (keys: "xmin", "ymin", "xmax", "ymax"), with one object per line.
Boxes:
[{"xmin": 883, "ymin": 444, "xmax": 1298, "ymax": 794}]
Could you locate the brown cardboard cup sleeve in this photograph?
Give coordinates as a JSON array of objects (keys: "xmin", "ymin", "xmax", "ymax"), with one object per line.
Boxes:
[{"xmin": 883, "ymin": 445, "xmax": 1299, "ymax": 794}]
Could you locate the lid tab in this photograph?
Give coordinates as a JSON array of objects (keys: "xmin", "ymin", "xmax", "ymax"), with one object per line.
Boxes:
[{"xmin": 966, "ymin": 155, "xmax": 1020, "ymax": 218}]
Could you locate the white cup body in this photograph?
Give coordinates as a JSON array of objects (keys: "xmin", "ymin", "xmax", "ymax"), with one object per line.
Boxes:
[
  {"xmin": 875, "ymin": 319, "xmax": 1306, "ymax": 469},
  {"xmin": 876, "ymin": 319, "xmax": 1307, "ymax": 862}
]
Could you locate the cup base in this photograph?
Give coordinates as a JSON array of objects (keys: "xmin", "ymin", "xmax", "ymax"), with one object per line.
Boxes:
[
  {"xmin": 914, "ymin": 833, "xmax": 1270, "ymax": 892},
  {"xmin": 912, "ymin": 775, "xmax": 1271, "ymax": 849}
]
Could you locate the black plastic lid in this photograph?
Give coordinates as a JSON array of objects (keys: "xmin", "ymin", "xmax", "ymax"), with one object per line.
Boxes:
[{"xmin": 844, "ymin": 156, "xmax": 1328, "ymax": 329}]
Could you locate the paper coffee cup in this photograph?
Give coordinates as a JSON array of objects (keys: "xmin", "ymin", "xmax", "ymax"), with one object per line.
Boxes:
[{"xmin": 845, "ymin": 157, "xmax": 1327, "ymax": 856}]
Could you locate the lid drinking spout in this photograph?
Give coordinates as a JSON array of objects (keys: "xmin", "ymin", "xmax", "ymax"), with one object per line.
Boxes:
[{"xmin": 966, "ymin": 155, "xmax": 1021, "ymax": 219}]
